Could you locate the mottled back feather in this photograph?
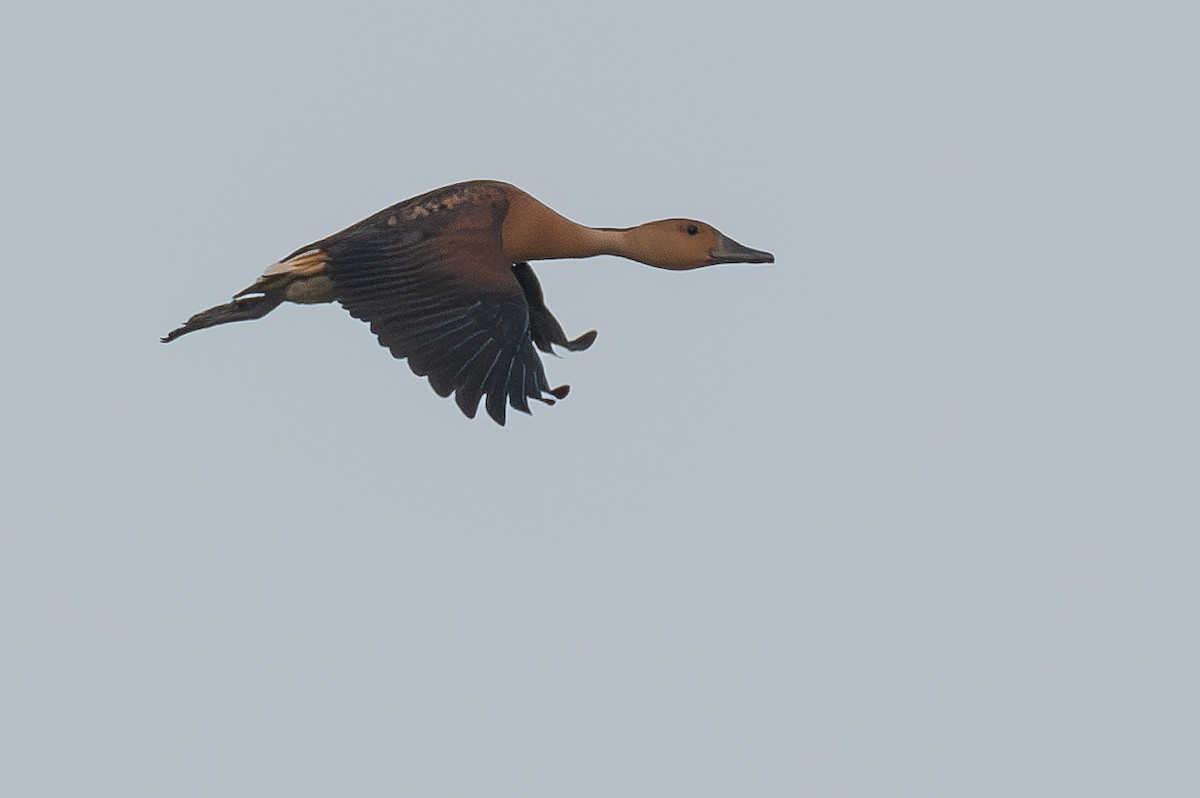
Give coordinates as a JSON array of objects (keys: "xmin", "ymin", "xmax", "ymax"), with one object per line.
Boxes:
[{"xmin": 319, "ymin": 182, "xmax": 594, "ymax": 424}]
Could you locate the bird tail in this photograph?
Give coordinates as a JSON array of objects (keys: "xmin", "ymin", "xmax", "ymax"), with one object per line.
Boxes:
[{"xmin": 161, "ymin": 286, "xmax": 286, "ymax": 343}]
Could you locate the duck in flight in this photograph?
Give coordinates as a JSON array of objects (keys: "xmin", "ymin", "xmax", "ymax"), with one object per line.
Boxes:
[{"xmin": 163, "ymin": 180, "xmax": 774, "ymax": 424}]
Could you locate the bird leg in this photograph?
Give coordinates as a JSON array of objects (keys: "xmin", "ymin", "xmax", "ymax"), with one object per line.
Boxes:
[{"xmin": 161, "ymin": 290, "xmax": 285, "ymax": 343}]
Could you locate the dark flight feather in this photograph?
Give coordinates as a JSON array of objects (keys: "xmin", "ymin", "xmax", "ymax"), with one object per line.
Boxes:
[{"xmin": 320, "ymin": 185, "xmax": 592, "ymax": 425}]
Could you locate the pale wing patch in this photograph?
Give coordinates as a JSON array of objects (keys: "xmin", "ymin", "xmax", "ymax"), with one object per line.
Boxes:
[{"xmin": 261, "ymin": 248, "xmax": 329, "ymax": 278}]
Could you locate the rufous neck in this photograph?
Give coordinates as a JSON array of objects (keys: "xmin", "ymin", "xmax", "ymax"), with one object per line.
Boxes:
[
  {"xmin": 576, "ymin": 227, "xmax": 632, "ymax": 260},
  {"xmin": 502, "ymin": 188, "xmax": 631, "ymax": 262}
]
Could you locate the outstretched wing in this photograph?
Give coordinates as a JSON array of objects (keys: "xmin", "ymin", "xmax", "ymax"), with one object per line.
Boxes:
[{"xmin": 318, "ymin": 184, "xmax": 593, "ymax": 425}]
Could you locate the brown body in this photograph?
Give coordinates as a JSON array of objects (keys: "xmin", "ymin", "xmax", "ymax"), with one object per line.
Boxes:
[{"xmin": 163, "ymin": 180, "xmax": 773, "ymax": 424}]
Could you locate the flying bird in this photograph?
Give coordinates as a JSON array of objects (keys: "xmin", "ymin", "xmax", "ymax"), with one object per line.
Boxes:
[{"xmin": 163, "ymin": 180, "xmax": 774, "ymax": 424}]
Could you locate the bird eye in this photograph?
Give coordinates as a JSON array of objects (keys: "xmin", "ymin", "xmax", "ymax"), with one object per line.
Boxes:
[{"xmin": 686, "ymin": 225, "xmax": 699, "ymax": 236}]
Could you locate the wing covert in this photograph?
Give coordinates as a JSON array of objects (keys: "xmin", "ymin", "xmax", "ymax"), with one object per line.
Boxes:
[{"xmin": 319, "ymin": 185, "xmax": 586, "ymax": 424}]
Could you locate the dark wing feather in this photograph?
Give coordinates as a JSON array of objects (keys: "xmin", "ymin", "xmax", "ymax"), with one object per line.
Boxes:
[
  {"xmin": 512, "ymin": 262, "xmax": 598, "ymax": 354},
  {"xmin": 320, "ymin": 185, "xmax": 586, "ymax": 424}
]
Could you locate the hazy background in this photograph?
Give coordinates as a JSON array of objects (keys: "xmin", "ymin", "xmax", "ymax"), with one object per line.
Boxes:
[{"xmin": 3, "ymin": 1, "xmax": 1197, "ymax": 795}]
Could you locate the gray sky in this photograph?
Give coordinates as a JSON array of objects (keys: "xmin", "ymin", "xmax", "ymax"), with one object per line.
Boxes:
[{"xmin": 3, "ymin": 1, "xmax": 1198, "ymax": 795}]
